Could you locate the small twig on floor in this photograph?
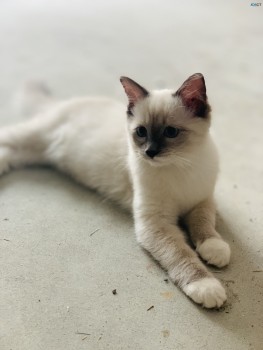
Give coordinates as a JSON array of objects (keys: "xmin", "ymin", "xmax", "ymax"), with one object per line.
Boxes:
[
  {"xmin": 90, "ymin": 229, "xmax": 100, "ymax": 237},
  {"xmin": 252, "ymin": 270, "xmax": 263, "ymax": 272},
  {"xmin": 211, "ymin": 271, "xmax": 222, "ymax": 273},
  {"xmin": 147, "ymin": 305, "xmax": 154, "ymax": 311},
  {"xmin": 76, "ymin": 332, "xmax": 91, "ymax": 336},
  {"xmin": 1, "ymin": 239, "xmax": 10, "ymax": 242},
  {"xmin": 82, "ymin": 336, "xmax": 88, "ymax": 341}
]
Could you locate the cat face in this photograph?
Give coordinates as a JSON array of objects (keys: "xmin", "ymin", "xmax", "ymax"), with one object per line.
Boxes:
[{"xmin": 120, "ymin": 74, "xmax": 211, "ymax": 166}]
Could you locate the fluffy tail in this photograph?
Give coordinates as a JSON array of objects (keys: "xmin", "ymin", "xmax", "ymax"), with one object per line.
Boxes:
[{"xmin": 14, "ymin": 80, "xmax": 54, "ymax": 117}]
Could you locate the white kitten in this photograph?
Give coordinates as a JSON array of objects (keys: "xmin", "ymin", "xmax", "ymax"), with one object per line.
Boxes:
[{"xmin": 0, "ymin": 74, "xmax": 230, "ymax": 308}]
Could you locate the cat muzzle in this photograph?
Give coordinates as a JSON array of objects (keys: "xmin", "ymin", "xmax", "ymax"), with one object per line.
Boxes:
[{"xmin": 145, "ymin": 148, "xmax": 159, "ymax": 158}]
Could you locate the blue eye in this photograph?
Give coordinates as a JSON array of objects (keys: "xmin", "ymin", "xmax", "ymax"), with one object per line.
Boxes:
[
  {"xmin": 136, "ymin": 126, "xmax": 147, "ymax": 138},
  {"xmin": 164, "ymin": 126, "xmax": 180, "ymax": 138}
]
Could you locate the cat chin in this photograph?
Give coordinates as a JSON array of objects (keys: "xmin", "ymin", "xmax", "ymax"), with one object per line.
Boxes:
[
  {"xmin": 142, "ymin": 155, "xmax": 171, "ymax": 167},
  {"xmin": 142, "ymin": 155, "xmax": 190, "ymax": 169}
]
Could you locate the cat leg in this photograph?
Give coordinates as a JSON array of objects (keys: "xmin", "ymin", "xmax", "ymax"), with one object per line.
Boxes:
[
  {"xmin": 14, "ymin": 80, "xmax": 54, "ymax": 117},
  {"xmin": 0, "ymin": 81, "xmax": 56, "ymax": 175},
  {"xmin": 184, "ymin": 198, "xmax": 231, "ymax": 268},
  {"xmin": 0, "ymin": 116, "xmax": 56, "ymax": 176},
  {"xmin": 135, "ymin": 213, "xmax": 227, "ymax": 308}
]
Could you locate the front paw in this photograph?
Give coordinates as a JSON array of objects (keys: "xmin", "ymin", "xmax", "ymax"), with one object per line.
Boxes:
[
  {"xmin": 197, "ymin": 237, "xmax": 231, "ymax": 268},
  {"xmin": 184, "ymin": 277, "xmax": 226, "ymax": 308}
]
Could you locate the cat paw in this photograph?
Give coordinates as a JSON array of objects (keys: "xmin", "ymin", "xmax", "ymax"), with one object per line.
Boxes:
[
  {"xmin": 184, "ymin": 277, "xmax": 226, "ymax": 308},
  {"xmin": 197, "ymin": 238, "xmax": 231, "ymax": 268}
]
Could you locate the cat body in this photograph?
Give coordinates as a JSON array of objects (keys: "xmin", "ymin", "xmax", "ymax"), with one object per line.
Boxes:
[
  {"xmin": 0, "ymin": 75, "xmax": 231, "ymax": 308},
  {"xmin": 1, "ymin": 96, "xmax": 133, "ymax": 208}
]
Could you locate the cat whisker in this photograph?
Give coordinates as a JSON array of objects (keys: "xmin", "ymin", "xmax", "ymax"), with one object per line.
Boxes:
[{"xmin": 170, "ymin": 154, "xmax": 193, "ymax": 169}]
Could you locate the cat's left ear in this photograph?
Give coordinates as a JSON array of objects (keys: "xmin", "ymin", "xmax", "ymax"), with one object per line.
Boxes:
[
  {"xmin": 120, "ymin": 76, "xmax": 149, "ymax": 115},
  {"xmin": 174, "ymin": 73, "xmax": 208, "ymax": 117}
]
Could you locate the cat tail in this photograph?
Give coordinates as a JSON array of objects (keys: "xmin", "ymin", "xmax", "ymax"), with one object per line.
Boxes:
[{"xmin": 13, "ymin": 80, "xmax": 55, "ymax": 118}]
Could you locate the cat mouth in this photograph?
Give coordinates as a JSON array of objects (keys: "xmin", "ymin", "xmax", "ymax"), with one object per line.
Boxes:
[
  {"xmin": 144, "ymin": 155, "xmax": 167, "ymax": 166},
  {"xmin": 136, "ymin": 151, "xmax": 168, "ymax": 166}
]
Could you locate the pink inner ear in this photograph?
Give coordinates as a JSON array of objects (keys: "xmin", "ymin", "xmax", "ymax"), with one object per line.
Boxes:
[
  {"xmin": 122, "ymin": 83, "xmax": 140, "ymax": 105},
  {"xmin": 178, "ymin": 73, "xmax": 206, "ymax": 100},
  {"xmin": 175, "ymin": 73, "xmax": 207, "ymax": 117},
  {"xmin": 120, "ymin": 77, "xmax": 148, "ymax": 106}
]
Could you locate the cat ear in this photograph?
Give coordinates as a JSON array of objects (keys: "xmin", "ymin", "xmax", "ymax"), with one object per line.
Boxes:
[
  {"xmin": 120, "ymin": 76, "xmax": 149, "ymax": 115},
  {"xmin": 174, "ymin": 73, "xmax": 208, "ymax": 117}
]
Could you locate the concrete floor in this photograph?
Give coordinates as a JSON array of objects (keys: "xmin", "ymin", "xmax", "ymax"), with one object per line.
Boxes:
[{"xmin": 0, "ymin": 1, "xmax": 262, "ymax": 349}]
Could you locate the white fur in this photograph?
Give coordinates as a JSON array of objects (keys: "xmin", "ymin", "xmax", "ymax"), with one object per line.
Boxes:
[
  {"xmin": 0, "ymin": 82, "xmax": 231, "ymax": 308},
  {"xmin": 197, "ymin": 238, "xmax": 231, "ymax": 267},
  {"xmin": 0, "ymin": 96, "xmax": 133, "ymax": 209},
  {"xmin": 183, "ymin": 277, "xmax": 227, "ymax": 308}
]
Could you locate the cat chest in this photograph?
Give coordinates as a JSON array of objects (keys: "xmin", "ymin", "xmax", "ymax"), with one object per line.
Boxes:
[{"xmin": 138, "ymin": 169, "xmax": 215, "ymax": 216}]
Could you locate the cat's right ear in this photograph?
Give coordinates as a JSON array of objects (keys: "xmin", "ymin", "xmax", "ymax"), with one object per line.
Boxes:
[{"xmin": 120, "ymin": 76, "xmax": 149, "ymax": 115}]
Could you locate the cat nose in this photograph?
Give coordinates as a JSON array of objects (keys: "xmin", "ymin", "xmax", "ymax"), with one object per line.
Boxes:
[{"xmin": 145, "ymin": 149, "xmax": 159, "ymax": 158}]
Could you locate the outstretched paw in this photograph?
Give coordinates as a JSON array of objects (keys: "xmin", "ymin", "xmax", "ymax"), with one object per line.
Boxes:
[
  {"xmin": 184, "ymin": 277, "xmax": 226, "ymax": 308},
  {"xmin": 197, "ymin": 237, "xmax": 231, "ymax": 268}
]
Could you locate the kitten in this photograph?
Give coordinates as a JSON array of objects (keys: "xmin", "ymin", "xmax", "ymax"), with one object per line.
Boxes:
[{"xmin": 0, "ymin": 74, "xmax": 230, "ymax": 308}]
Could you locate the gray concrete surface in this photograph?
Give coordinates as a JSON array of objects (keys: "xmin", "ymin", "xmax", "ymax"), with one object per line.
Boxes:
[{"xmin": 0, "ymin": 1, "xmax": 262, "ymax": 349}]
